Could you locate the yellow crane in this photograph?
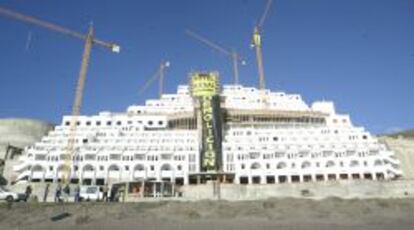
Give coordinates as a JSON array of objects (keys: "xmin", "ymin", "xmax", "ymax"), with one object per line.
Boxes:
[
  {"xmin": 0, "ymin": 6, "xmax": 120, "ymax": 184},
  {"xmin": 186, "ymin": 29, "xmax": 245, "ymax": 85},
  {"xmin": 139, "ymin": 60, "xmax": 170, "ymax": 98},
  {"xmin": 251, "ymin": 0, "xmax": 273, "ymax": 90}
]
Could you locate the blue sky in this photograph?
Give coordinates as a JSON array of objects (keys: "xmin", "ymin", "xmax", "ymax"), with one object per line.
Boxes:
[{"xmin": 0, "ymin": 0, "xmax": 413, "ymax": 134}]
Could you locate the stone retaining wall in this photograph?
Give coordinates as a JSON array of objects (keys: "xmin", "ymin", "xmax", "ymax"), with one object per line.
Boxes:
[{"xmin": 181, "ymin": 180, "xmax": 414, "ymax": 200}]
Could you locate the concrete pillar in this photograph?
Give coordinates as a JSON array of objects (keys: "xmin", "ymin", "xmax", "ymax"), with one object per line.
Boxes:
[
  {"xmin": 372, "ymin": 172, "xmax": 377, "ymax": 181},
  {"xmin": 234, "ymin": 175, "xmax": 240, "ymax": 184},
  {"xmin": 141, "ymin": 181, "xmax": 145, "ymax": 198},
  {"xmin": 171, "ymin": 182, "xmax": 175, "ymax": 197},
  {"xmin": 260, "ymin": 175, "xmax": 266, "ymax": 184},
  {"xmin": 53, "ymin": 172, "xmax": 57, "ymax": 183},
  {"xmin": 161, "ymin": 182, "xmax": 164, "ymax": 197}
]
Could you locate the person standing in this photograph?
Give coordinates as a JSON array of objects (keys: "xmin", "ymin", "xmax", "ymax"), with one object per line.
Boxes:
[
  {"xmin": 74, "ymin": 185, "xmax": 80, "ymax": 202},
  {"xmin": 55, "ymin": 183, "xmax": 62, "ymax": 202},
  {"xmin": 102, "ymin": 184, "xmax": 108, "ymax": 202},
  {"xmin": 43, "ymin": 184, "xmax": 50, "ymax": 202},
  {"xmin": 24, "ymin": 185, "xmax": 32, "ymax": 202},
  {"xmin": 63, "ymin": 184, "xmax": 71, "ymax": 202},
  {"xmin": 109, "ymin": 186, "xmax": 117, "ymax": 202}
]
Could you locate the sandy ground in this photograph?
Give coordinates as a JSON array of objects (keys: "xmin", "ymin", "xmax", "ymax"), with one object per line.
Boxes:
[{"xmin": 1, "ymin": 198, "xmax": 414, "ymax": 230}]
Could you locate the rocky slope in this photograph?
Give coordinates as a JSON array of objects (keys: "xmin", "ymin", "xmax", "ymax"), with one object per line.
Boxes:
[
  {"xmin": 0, "ymin": 118, "xmax": 54, "ymax": 184},
  {"xmin": 0, "ymin": 118, "xmax": 54, "ymax": 150}
]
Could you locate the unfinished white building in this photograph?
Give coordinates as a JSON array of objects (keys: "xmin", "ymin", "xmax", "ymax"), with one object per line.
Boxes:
[{"xmin": 13, "ymin": 83, "xmax": 402, "ymax": 185}]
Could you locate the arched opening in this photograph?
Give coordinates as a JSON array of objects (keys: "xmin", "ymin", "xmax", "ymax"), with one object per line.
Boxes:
[
  {"xmin": 134, "ymin": 164, "xmax": 145, "ymax": 171},
  {"xmin": 363, "ymin": 173, "xmax": 373, "ymax": 180},
  {"xmin": 30, "ymin": 165, "xmax": 45, "ymax": 182},
  {"xmin": 350, "ymin": 160, "xmax": 359, "ymax": 167},
  {"xmin": 160, "ymin": 164, "xmax": 174, "ymax": 179},
  {"xmin": 83, "ymin": 164, "xmax": 95, "ymax": 172},
  {"xmin": 301, "ymin": 161, "xmax": 311, "ymax": 169},
  {"xmin": 31, "ymin": 165, "xmax": 44, "ymax": 172},
  {"xmin": 276, "ymin": 162, "xmax": 287, "ymax": 169},
  {"xmin": 133, "ymin": 164, "xmax": 146, "ymax": 180},
  {"xmin": 108, "ymin": 164, "xmax": 120, "ymax": 171},
  {"xmin": 250, "ymin": 162, "xmax": 261, "ymax": 170},
  {"xmin": 374, "ymin": 159, "xmax": 383, "ymax": 166},
  {"xmin": 56, "ymin": 164, "xmax": 71, "ymax": 182},
  {"xmin": 160, "ymin": 164, "xmax": 173, "ymax": 171},
  {"xmin": 326, "ymin": 161, "xmax": 335, "ymax": 168},
  {"xmin": 376, "ymin": 172, "xmax": 385, "ymax": 180},
  {"xmin": 82, "ymin": 164, "xmax": 95, "ymax": 183},
  {"xmin": 107, "ymin": 164, "xmax": 121, "ymax": 182}
]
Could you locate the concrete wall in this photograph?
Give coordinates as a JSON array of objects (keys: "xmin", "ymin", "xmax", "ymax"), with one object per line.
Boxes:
[
  {"xmin": 14, "ymin": 180, "xmax": 414, "ymax": 202},
  {"xmin": 181, "ymin": 180, "xmax": 414, "ymax": 200}
]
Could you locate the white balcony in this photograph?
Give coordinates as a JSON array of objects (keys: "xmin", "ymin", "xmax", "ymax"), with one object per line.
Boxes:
[
  {"xmin": 83, "ymin": 171, "xmax": 95, "ymax": 179},
  {"xmin": 160, "ymin": 170, "xmax": 173, "ymax": 178},
  {"xmin": 31, "ymin": 171, "xmax": 45, "ymax": 179},
  {"xmin": 133, "ymin": 171, "xmax": 146, "ymax": 178}
]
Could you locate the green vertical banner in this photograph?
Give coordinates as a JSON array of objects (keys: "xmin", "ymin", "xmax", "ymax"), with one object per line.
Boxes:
[
  {"xmin": 190, "ymin": 73, "xmax": 223, "ymax": 172},
  {"xmin": 199, "ymin": 95, "xmax": 222, "ymax": 171}
]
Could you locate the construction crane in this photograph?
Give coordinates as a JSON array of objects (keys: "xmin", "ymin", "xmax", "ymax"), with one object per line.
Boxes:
[
  {"xmin": 251, "ymin": 0, "xmax": 273, "ymax": 90},
  {"xmin": 139, "ymin": 60, "xmax": 170, "ymax": 98},
  {"xmin": 0, "ymin": 6, "xmax": 120, "ymax": 184},
  {"xmin": 186, "ymin": 29, "xmax": 245, "ymax": 85}
]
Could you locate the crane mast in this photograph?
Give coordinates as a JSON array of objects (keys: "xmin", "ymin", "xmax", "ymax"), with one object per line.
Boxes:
[
  {"xmin": 231, "ymin": 50, "xmax": 240, "ymax": 85},
  {"xmin": 158, "ymin": 61, "xmax": 169, "ymax": 98},
  {"xmin": 252, "ymin": 0, "xmax": 273, "ymax": 90},
  {"xmin": 139, "ymin": 60, "xmax": 170, "ymax": 98},
  {"xmin": 252, "ymin": 26, "xmax": 266, "ymax": 90}
]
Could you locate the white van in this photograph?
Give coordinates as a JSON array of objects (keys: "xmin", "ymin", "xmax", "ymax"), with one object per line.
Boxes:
[{"xmin": 79, "ymin": 186, "xmax": 103, "ymax": 201}]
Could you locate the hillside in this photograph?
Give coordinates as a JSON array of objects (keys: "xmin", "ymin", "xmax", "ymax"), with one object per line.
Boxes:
[
  {"xmin": 0, "ymin": 118, "xmax": 54, "ymax": 149},
  {"xmin": 382, "ymin": 129, "xmax": 414, "ymax": 139},
  {"xmin": 0, "ymin": 118, "xmax": 54, "ymax": 184}
]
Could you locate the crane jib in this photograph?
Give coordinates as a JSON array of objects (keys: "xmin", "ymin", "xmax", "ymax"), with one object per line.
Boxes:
[{"xmin": 0, "ymin": 6, "xmax": 119, "ymax": 52}]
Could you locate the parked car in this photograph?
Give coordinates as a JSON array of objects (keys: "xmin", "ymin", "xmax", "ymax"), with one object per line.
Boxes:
[
  {"xmin": 0, "ymin": 186, "xmax": 26, "ymax": 202},
  {"xmin": 79, "ymin": 185, "xmax": 103, "ymax": 201}
]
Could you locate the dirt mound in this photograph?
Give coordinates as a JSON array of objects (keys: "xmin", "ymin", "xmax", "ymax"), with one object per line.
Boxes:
[{"xmin": 1, "ymin": 198, "xmax": 414, "ymax": 230}]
